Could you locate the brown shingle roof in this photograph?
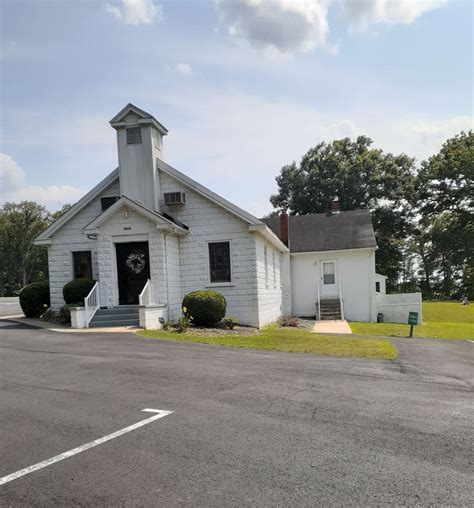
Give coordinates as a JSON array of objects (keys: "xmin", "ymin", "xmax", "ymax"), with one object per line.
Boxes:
[{"xmin": 262, "ymin": 210, "xmax": 377, "ymax": 253}]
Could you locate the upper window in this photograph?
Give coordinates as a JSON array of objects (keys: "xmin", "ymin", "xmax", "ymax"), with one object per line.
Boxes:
[
  {"xmin": 209, "ymin": 242, "xmax": 231, "ymax": 283},
  {"xmin": 376, "ymin": 281, "xmax": 381, "ymax": 293},
  {"xmin": 73, "ymin": 251, "xmax": 92, "ymax": 280},
  {"xmin": 101, "ymin": 196, "xmax": 120, "ymax": 211},
  {"xmin": 272, "ymin": 251, "xmax": 276, "ymax": 289},
  {"xmin": 126, "ymin": 127, "xmax": 142, "ymax": 144}
]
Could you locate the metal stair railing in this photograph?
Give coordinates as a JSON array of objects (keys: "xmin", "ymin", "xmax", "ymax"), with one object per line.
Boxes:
[
  {"xmin": 139, "ymin": 279, "xmax": 152, "ymax": 306},
  {"xmin": 338, "ymin": 279, "xmax": 345, "ymax": 320},
  {"xmin": 84, "ymin": 282, "xmax": 100, "ymax": 328}
]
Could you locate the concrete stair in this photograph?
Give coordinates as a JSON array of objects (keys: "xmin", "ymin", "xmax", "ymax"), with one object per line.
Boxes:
[
  {"xmin": 318, "ymin": 298, "xmax": 342, "ymax": 320},
  {"xmin": 89, "ymin": 306, "xmax": 140, "ymax": 328}
]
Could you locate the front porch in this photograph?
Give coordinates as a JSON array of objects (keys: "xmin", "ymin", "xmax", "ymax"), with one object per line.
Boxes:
[{"xmin": 72, "ymin": 196, "xmax": 188, "ymax": 329}]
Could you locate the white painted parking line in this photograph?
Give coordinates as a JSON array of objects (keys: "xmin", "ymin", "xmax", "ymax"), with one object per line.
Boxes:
[{"xmin": 0, "ymin": 408, "xmax": 172, "ymax": 486}]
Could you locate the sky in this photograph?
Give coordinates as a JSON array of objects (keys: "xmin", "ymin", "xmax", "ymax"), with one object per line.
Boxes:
[{"xmin": 0, "ymin": 0, "xmax": 472, "ymax": 216}]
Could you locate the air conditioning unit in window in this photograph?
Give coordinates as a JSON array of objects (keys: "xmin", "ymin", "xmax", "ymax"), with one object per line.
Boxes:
[{"xmin": 164, "ymin": 191, "xmax": 186, "ymax": 205}]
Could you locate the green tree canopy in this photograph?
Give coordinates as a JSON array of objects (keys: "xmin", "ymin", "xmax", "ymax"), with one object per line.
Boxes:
[
  {"xmin": 270, "ymin": 136, "xmax": 415, "ymax": 213},
  {"xmin": 413, "ymin": 131, "xmax": 473, "ymax": 298},
  {"xmin": 0, "ymin": 201, "xmax": 71, "ymax": 296},
  {"xmin": 418, "ymin": 131, "xmax": 473, "ymax": 216}
]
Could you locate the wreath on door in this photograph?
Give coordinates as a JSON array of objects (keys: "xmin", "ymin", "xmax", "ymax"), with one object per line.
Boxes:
[{"xmin": 126, "ymin": 252, "xmax": 146, "ymax": 274}]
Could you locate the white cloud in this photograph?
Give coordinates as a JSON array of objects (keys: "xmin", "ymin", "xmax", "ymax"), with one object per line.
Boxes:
[
  {"xmin": 340, "ymin": 0, "xmax": 446, "ymax": 31},
  {"xmin": 175, "ymin": 63, "xmax": 193, "ymax": 76},
  {"xmin": 215, "ymin": 0, "xmax": 331, "ymax": 54},
  {"xmin": 407, "ymin": 115, "xmax": 473, "ymax": 158},
  {"xmin": 215, "ymin": 0, "xmax": 447, "ymax": 55},
  {"xmin": 410, "ymin": 116, "xmax": 473, "ymax": 137},
  {"xmin": 106, "ymin": 0, "xmax": 163, "ymax": 26},
  {"xmin": 0, "ymin": 153, "xmax": 85, "ymax": 209}
]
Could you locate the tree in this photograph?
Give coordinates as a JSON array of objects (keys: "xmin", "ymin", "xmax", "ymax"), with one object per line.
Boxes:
[
  {"xmin": 0, "ymin": 202, "xmax": 50, "ymax": 295},
  {"xmin": 414, "ymin": 131, "xmax": 473, "ymax": 299},
  {"xmin": 418, "ymin": 131, "xmax": 473, "ymax": 216},
  {"xmin": 51, "ymin": 204, "xmax": 72, "ymax": 221},
  {"xmin": 0, "ymin": 201, "xmax": 71, "ymax": 296},
  {"xmin": 270, "ymin": 136, "xmax": 416, "ymax": 289}
]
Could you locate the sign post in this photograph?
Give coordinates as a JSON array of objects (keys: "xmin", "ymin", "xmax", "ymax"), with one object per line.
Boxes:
[{"xmin": 408, "ymin": 312, "xmax": 419, "ymax": 337}]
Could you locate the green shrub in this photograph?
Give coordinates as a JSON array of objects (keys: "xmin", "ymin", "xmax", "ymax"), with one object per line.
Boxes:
[
  {"xmin": 182, "ymin": 290, "xmax": 226, "ymax": 326},
  {"xmin": 222, "ymin": 317, "xmax": 238, "ymax": 330},
  {"xmin": 63, "ymin": 278, "xmax": 95, "ymax": 305},
  {"xmin": 175, "ymin": 307, "xmax": 191, "ymax": 333},
  {"xmin": 59, "ymin": 303, "xmax": 83, "ymax": 325},
  {"xmin": 19, "ymin": 282, "xmax": 50, "ymax": 318}
]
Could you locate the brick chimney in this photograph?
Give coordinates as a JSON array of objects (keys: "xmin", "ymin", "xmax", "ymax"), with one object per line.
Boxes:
[
  {"xmin": 331, "ymin": 196, "xmax": 340, "ymax": 214},
  {"xmin": 280, "ymin": 212, "xmax": 289, "ymax": 246}
]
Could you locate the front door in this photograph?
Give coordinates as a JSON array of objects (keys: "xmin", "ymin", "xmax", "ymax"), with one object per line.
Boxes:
[
  {"xmin": 115, "ymin": 242, "xmax": 150, "ymax": 305},
  {"xmin": 321, "ymin": 260, "xmax": 337, "ymax": 297}
]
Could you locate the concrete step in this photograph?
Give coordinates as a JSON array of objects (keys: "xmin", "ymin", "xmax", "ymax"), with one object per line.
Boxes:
[
  {"xmin": 91, "ymin": 312, "xmax": 139, "ymax": 322},
  {"xmin": 95, "ymin": 307, "xmax": 139, "ymax": 316},
  {"xmin": 89, "ymin": 306, "xmax": 140, "ymax": 328},
  {"xmin": 89, "ymin": 318, "xmax": 139, "ymax": 328}
]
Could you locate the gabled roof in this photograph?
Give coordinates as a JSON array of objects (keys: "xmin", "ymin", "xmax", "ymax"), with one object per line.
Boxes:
[
  {"xmin": 34, "ymin": 169, "xmax": 120, "ymax": 245},
  {"xmin": 262, "ymin": 210, "xmax": 377, "ymax": 253},
  {"xmin": 157, "ymin": 159, "xmax": 261, "ymax": 226},
  {"xmin": 83, "ymin": 196, "xmax": 189, "ymax": 235},
  {"xmin": 109, "ymin": 103, "xmax": 168, "ymax": 135},
  {"xmin": 157, "ymin": 159, "xmax": 289, "ymax": 253}
]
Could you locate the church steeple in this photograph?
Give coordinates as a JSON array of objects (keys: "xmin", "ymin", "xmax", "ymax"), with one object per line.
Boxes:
[{"xmin": 110, "ymin": 104, "xmax": 168, "ymax": 212}]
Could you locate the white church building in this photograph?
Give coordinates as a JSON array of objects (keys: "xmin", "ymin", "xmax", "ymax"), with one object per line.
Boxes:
[{"xmin": 35, "ymin": 104, "xmax": 421, "ymax": 328}]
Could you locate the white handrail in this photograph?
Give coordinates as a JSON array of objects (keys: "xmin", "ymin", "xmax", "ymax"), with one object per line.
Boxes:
[
  {"xmin": 84, "ymin": 282, "xmax": 99, "ymax": 328},
  {"xmin": 139, "ymin": 279, "xmax": 151, "ymax": 306},
  {"xmin": 338, "ymin": 279, "xmax": 345, "ymax": 320},
  {"xmin": 316, "ymin": 279, "xmax": 321, "ymax": 321}
]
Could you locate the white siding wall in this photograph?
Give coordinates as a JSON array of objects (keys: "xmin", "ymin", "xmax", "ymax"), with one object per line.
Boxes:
[
  {"xmin": 165, "ymin": 234, "xmax": 182, "ymax": 320},
  {"xmin": 281, "ymin": 252, "xmax": 292, "ymax": 315},
  {"xmin": 255, "ymin": 236, "xmax": 283, "ymax": 326},
  {"xmin": 160, "ymin": 171, "xmax": 260, "ymax": 326},
  {"xmin": 291, "ymin": 249, "xmax": 377, "ymax": 322},
  {"xmin": 47, "ymin": 179, "xmax": 120, "ymax": 310}
]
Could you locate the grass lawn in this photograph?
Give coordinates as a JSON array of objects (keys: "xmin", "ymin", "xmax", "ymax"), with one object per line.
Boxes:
[
  {"xmin": 138, "ymin": 325, "xmax": 397, "ymax": 360},
  {"xmin": 350, "ymin": 301, "xmax": 474, "ymax": 340}
]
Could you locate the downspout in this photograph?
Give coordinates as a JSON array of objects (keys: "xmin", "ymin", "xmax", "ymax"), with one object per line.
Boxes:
[
  {"xmin": 368, "ymin": 249, "xmax": 376, "ymax": 322},
  {"xmin": 163, "ymin": 231, "xmax": 170, "ymax": 318}
]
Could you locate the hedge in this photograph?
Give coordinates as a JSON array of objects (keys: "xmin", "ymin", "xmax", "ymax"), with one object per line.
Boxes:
[
  {"xmin": 182, "ymin": 290, "xmax": 226, "ymax": 326},
  {"xmin": 63, "ymin": 278, "xmax": 95, "ymax": 305},
  {"xmin": 19, "ymin": 281, "xmax": 50, "ymax": 318}
]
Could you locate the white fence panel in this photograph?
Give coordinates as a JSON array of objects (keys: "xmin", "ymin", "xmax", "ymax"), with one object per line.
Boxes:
[{"xmin": 376, "ymin": 292, "xmax": 422, "ymax": 324}]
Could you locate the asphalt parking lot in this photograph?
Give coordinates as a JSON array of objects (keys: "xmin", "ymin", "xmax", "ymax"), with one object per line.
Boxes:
[{"xmin": 1, "ymin": 323, "xmax": 473, "ymax": 506}]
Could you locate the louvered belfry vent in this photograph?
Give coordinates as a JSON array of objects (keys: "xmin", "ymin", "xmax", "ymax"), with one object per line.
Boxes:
[
  {"xmin": 126, "ymin": 127, "xmax": 142, "ymax": 144},
  {"xmin": 164, "ymin": 192, "xmax": 186, "ymax": 205}
]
